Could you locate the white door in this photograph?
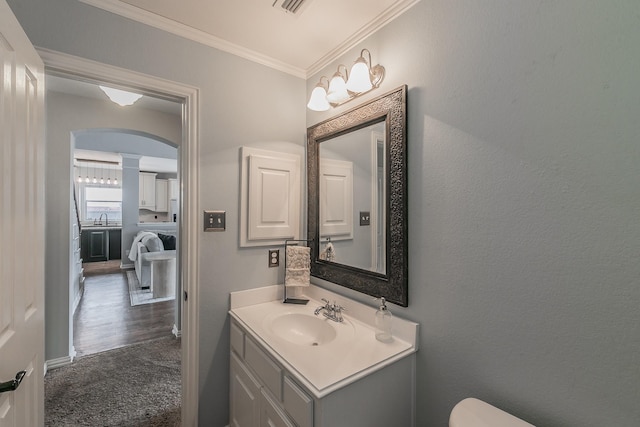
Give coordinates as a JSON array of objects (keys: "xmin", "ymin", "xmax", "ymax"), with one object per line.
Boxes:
[{"xmin": 0, "ymin": 1, "xmax": 46, "ymax": 425}]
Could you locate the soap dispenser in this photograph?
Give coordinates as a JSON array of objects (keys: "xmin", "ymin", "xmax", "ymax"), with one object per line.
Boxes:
[{"xmin": 375, "ymin": 297, "xmax": 393, "ymax": 343}]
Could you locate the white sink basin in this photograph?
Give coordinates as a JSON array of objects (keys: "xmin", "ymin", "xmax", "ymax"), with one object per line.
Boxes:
[
  {"xmin": 265, "ymin": 313, "xmax": 337, "ymax": 346},
  {"xmin": 230, "ymin": 291, "xmax": 417, "ymax": 395}
]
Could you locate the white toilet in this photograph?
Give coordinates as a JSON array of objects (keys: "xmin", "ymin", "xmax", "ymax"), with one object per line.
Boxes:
[{"xmin": 450, "ymin": 398, "xmax": 535, "ymax": 427}]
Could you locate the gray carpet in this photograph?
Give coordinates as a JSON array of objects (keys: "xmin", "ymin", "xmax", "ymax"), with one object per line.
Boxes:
[{"xmin": 45, "ymin": 336, "xmax": 181, "ymax": 426}]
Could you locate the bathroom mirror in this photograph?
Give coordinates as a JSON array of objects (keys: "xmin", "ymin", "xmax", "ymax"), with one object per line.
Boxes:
[{"xmin": 307, "ymin": 85, "xmax": 408, "ymax": 306}]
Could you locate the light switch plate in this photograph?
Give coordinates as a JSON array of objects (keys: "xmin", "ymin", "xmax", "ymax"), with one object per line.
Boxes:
[
  {"xmin": 204, "ymin": 210, "xmax": 225, "ymax": 232},
  {"xmin": 359, "ymin": 211, "xmax": 371, "ymax": 226}
]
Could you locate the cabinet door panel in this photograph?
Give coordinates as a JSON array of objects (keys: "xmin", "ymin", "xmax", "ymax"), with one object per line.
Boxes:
[
  {"xmin": 108, "ymin": 229, "xmax": 121, "ymax": 260},
  {"xmin": 283, "ymin": 376, "xmax": 313, "ymax": 427},
  {"xmin": 260, "ymin": 389, "xmax": 295, "ymax": 427},
  {"xmin": 87, "ymin": 230, "xmax": 107, "ymax": 262},
  {"xmin": 245, "ymin": 338, "xmax": 283, "ymax": 401},
  {"xmin": 230, "ymin": 353, "xmax": 261, "ymax": 427}
]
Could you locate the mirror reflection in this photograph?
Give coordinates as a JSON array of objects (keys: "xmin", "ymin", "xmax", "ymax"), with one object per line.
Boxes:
[
  {"xmin": 307, "ymin": 85, "xmax": 408, "ymax": 307},
  {"xmin": 318, "ymin": 121, "xmax": 386, "ymax": 274}
]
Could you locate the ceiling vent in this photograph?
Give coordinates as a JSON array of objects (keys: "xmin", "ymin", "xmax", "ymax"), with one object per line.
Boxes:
[{"xmin": 272, "ymin": 0, "xmax": 311, "ymax": 15}]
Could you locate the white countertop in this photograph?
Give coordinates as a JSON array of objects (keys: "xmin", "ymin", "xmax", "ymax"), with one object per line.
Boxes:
[{"xmin": 229, "ymin": 284, "xmax": 419, "ymax": 398}]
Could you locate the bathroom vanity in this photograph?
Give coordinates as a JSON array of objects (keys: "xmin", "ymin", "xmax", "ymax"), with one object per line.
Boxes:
[{"xmin": 228, "ymin": 285, "xmax": 419, "ymax": 427}]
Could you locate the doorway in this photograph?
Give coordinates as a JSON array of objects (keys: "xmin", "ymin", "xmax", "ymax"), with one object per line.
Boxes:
[
  {"xmin": 71, "ymin": 134, "xmax": 180, "ymax": 357},
  {"xmin": 40, "ymin": 48, "xmax": 200, "ymax": 424}
]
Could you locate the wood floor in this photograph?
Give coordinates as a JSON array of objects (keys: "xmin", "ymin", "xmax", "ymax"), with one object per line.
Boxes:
[{"xmin": 74, "ymin": 261, "xmax": 177, "ymax": 358}]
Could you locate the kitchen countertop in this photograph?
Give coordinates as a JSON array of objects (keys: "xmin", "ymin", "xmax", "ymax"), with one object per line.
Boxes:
[
  {"xmin": 137, "ymin": 222, "xmax": 177, "ymax": 227},
  {"xmin": 81, "ymin": 225, "xmax": 122, "ymax": 230}
]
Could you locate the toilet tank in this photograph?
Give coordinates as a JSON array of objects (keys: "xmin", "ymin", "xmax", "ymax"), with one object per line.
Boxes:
[{"xmin": 450, "ymin": 398, "xmax": 535, "ymax": 427}]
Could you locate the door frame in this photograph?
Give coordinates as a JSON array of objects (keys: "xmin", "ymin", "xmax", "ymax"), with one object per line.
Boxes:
[{"xmin": 37, "ymin": 47, "xmax": 200, "ymax": 426}]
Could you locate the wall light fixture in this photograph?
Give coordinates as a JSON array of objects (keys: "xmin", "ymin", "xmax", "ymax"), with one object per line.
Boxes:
[
  {"xmin": 99, "ymin": 85, "xmax": 143, "ymax": 107},
  {"xmin": 307, "ymin": 49, "xmax": 385, "ymax": 111}
]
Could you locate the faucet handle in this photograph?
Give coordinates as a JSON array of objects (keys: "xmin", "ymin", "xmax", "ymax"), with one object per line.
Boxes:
[{"xmin": 321, "ymin": 298, "xmax": 330, "ymax": 306}]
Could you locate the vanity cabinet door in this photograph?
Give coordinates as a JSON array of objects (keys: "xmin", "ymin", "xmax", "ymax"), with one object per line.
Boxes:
[
  {"xmin": 283, "ymin": 376, "xmax": 313, "ymax": 427},
  {"xmin": 245, "ymin": 337, "xmax": 283, "ymax": 400},
  {"xmin": 260, "ymin": 389, "xmax": 295, "ymax": 427},
  {"xmin": 230, "ymin": 352, "xmax": 261, "ymax": 427}
]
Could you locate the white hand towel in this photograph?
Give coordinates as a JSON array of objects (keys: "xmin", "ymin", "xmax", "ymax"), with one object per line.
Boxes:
[
  {"xmin": 285, "ymin": 245, "xmax": 311, "ymax": 287},
  {"xmin": 319, "ymin": 242, "xmax": 336, "ymax": 262}
]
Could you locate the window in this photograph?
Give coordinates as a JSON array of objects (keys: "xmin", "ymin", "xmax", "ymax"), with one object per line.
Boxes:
[{"xmin": 84, "ymin": 187, "xmax": 122, "ymax": 222}]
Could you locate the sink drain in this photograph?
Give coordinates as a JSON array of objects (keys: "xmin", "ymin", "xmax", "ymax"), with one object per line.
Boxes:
[{"xmin": 312, "ymin": 342, "xmax": 319, "ymax": 346}]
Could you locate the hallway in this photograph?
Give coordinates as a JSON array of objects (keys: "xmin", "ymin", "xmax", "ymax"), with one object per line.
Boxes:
[{"xmin": 74, "ymin": 262, "xmax": 176, "ymax": 358}]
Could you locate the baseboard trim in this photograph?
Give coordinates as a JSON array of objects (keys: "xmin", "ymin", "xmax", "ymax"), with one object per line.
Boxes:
[
  {"xmin": 45, "ymin": 355, "xmax": 73, "ymax": 372},
  {"xmin": 172, "ymin": 324, "xmax": 181, "ymax": 338}
]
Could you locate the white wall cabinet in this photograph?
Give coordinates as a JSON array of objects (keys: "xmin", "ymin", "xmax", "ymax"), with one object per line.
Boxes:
[
  {"xmin": 168, "ymin": 178, "xmax": 179, "ymax": 200},
  {"xmin": 239, "ymin": 147, "xmax": 301, "ymax": 247},
  {"xmin": 155, "ymin": 179, "xmax": 168, "ymax": 212},
  {"xmin": 139, "ymin": 172, "xmax": 157, "ymax": 209}
]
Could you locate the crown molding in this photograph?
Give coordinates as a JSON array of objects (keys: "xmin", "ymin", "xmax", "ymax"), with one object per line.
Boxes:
[
  {"xmin": 77, "ymin": 0, "xmax": 420, "ymax": 80},
  {"xmin": 306, "ymin": 0, "xmax": 421, "ymax": 77},
  {"xmin": 77, "ymin": 0, "xmax": 307, "ymax": 78}
]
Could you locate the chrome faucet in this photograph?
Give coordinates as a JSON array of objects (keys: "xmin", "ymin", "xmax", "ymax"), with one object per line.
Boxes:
[
  {"xmin": 94, "ymin": 213, "xmax": 108, "ymax": 226},
  {"xmin": 314, "ymin": 298, "xmax": 345, "ymax": 323}
]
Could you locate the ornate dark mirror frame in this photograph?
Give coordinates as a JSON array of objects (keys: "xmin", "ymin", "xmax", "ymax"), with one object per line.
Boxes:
[{"xmin": 307, "ymin": 85, "xmax": 408, "ymax": 306}]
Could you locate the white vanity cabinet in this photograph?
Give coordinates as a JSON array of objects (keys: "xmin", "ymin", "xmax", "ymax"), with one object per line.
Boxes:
[
  {"xmin": 229, "ymin": 314, "xmax": 416, "ymax": 427},
  {"xmin": 230, "ymin": 319, "xmax": 311, "ymax": 427}
]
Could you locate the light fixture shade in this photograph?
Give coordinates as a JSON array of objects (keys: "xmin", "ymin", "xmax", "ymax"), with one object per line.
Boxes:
[
  {"xmin": 99, "ymin": 85, "xmax": 143, "ymax": 107},
  {"xmin": 346, "ymin": 59, "xmax": 373, "ymax": 93},
  {"xmin": 326, "ymin": 74, "xmax": 350, "ymax": 104},
  {"xmin": 307, "ymin": 85, "xmax": 330, "ymax": 111}
]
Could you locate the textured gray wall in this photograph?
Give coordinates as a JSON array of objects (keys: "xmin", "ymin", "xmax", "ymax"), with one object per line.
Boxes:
[{"xmin": 308, "ymin": 1, "xmax": 640, "ymax": 426}]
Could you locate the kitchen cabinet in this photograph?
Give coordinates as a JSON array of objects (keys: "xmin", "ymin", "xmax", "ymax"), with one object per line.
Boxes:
[
  {"xmin": 108, "ymin": 228, "xmax": 121, "ymax": 260},
  {"xmin": 168, "ymin": 178, "xmax": 179, "ymax": 200},
  {"xmin": 81, "ymin": 228, "xmax": 122, "ymax": 263},
  {"xmin": 155, "ymin": 179, "xmax": 168, "ymax": 212},
  {"xmin": 139, "ymin": 172, "xmax": 157, "ymax": 209},
  {"xmin": 81, "ymin": 229, "xmax": 108, "ymax": 262}
]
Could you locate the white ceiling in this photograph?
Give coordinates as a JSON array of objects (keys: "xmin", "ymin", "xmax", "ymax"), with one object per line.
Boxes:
[
  {"xmin": 79, "ymin": 0, "xmax": 421, "ymax": 78},
  {"xmin": 46, "ymin": 75, "xmax": 182, "ymax": 115}
]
